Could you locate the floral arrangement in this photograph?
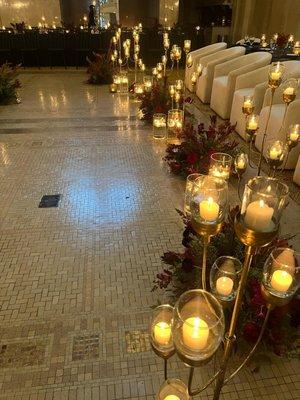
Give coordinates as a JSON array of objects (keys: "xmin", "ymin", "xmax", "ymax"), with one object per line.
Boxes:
[
  {"xmin": 152, "ymin": 206, "xmax": 300, "ymax": 358},
  {"xmin": 164, "ymin": 116, "xmax": 238, "ymax": 177},
  {"xmin": 138, "ymin": 83, "xmax": 171, "ymax": 123},
  {"xmin": 86, "ymin": 52, "xmax": 113, "ymax": 85},
  {"xmin": 0, "ymin": 63, "xmax": 21, "ymax": 105},
  {"xmin": 276, "ymin": 33, "xmax": 290, "ymax": 48}
]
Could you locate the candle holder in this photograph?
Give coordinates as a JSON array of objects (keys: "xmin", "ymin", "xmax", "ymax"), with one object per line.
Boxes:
[
  {"xmin": 184, "ymin": 39, "xmax": 191, "ymax": 54},
  {"xmin": 242, "ymin": 95, "xmax": 254, "ymax": 116},
  {"xmin": 190, "ymin": 175, "xmax": 228, "ymax": 289},
  {"xmin": 134, "ymin": 83, "xmax": 144, "ymax": 96},
  {"xmin": 234, "ymin": 153, "xmax": 248, "ymax": 200},
  {"xmin": 157, "ymin": 379, "xmax": 190, "ymax": 400},
  {"xmin": 150, "ymin": 305, "xmax": 175, "ymax": 380},
  {"xmin": 184, "ymin": 173, "xmax": 201, "ymax": 216},
  {"xmin": 143, "ymin": 75, "xmax": 153, "ymax": 92},
  {"xmin": 266, "ymin": 140, "xmax": 287, "ymax": 176},
  {"xmin": 175, "ymin": 79, "xmax": 184, "ymax": 93},
  {"xmin": 268, "ymin": 62, "xmax": 284, "ymax": 89},
  {"xmin": 208, "ymin": 153, "xmax": 233, "ymax": 181},
  {"xmin": 153, "ymin": 113, "xmax": 167, "ymax": 139},
  {"xmin": 109, "ymin": 83, "xmax": 117, "ymax": 93},
  {"xmin": 245, "ymin": 114, "xmax": 259, "ymax": 168},
  {"xmin": 169, "ymin": 85, "xmax": 176, "ymax": 108},
  {"xmin": 282, "ymin": 78, "xmax": 298, "ymax": 104},
  {"xmin": 167, "ymin": 109, "xmax": 184, "ymax": 144},
  {"xmin": 210, "ymin": 256, "xmax": 242, "ymax": 303},
  {"xmin": 190, "ymin": 72, "xmax": 198, "ymax": 92},
  {"xmin": 186, "ymin": 53, "xmax": 193, "ymax": 68},
  {"xmin": 293, "ymin": 41, "xmax": 300, "ymax": 55},
  {"xmin": 172, "ymin": 289, "xmax": 225, "ymax": 368}
]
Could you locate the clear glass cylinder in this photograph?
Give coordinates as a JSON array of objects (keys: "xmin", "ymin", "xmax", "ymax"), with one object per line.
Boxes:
[
  {"xmin": 172, "ymin": 289, "xmax": 225, "ymax": 363},
  {"xmin": 210, "ymin": 256, "xmax": 242, "ymax": 302},
  {"xmin": 268, "ymin": 62, "xmax": 285, "ymax": 88},
  {"xmin": 156, "ymin": 379, "xmax": 190, "ymax": 400},
  {"xmin": 153, "ymin": 113, "xmax": 167, "ymax": 139},
  {"xmin": 150, "ymin": 305, "xmax": 175, "ymax": 355},
  {"xmin": 246, "ymin": 114, "xmax": 259, "ymax": 141},
  {"xmin": 208, "ymin": 153, "xmax": 233, "ymax": 181},
  {"xmin": 263, "ymin": 248, "xmax": 300, "ymax": 299},
  {"xmin": 143, "ymin": 75, "xmax": 153, "ymax": 92},
  {"xmin": 184, "ymin": 173, "xmax": 201, "ymax": 216},
  {"xmin": 242, "ymin": 95, "xmax": 254, "ymax": 115},
  {"xmin": 240, "ymin": 176, "xmax": 289, "ymax": 233},
  {"xmin": 190, "ymin": 175, "xmax": 228, "ymax": 226},
  {"xmin": 134, "ymin": 83, "xmax": 144, "ymax": 95},
  {"xmin": 167, "ymin": 109, "xmax": 184, "ymax": 143}
]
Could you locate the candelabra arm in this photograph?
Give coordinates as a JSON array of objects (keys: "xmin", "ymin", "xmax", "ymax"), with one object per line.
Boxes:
[
  {"xmin": 201, "ymin": 236, "xmax": 210, "ymax": 290},
  {"xmin": 213, "ymin": 245, "xmax": 255, "ymax": 400},
  {"xmin": 188, "ymin": 367, "xmax": 220, "ymax": 397},
  {"xmin": 224, "ymin": 304, "xmax": 271, "ymax": 385},
  {"xmin": 164, "ymin": 358, "xmax": 168, "ymax": 381},
  {"xmin": 258, "ymin": 88, "xmax": 275, "ymax": 176}
]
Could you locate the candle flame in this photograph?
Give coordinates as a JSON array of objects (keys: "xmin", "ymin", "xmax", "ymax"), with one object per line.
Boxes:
[
  {"xmin": 208, "ymin": 197, "xmax": 214, "ymax": 205},
  {"xmin": 259, "ymin": 199, "xmax": 265, "ymax": 208}
]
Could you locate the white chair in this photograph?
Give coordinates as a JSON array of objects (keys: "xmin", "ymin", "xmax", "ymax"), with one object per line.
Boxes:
[
  {"xmin": 293, "ymin": 154, "xmax": 300, "ymax": 185},
  {"xmin": 231, "ymin": 61, "xmax": 300, "ymax": 139},
  {"xmin": 210, "ymin": 52, "xmax": 272, "ymax": 119},
  {"xmin": 185, "ymin": 42, "xmax": 227, "ymax": 92},
  {"xmin": 255, "ymin": 97, "xmax": 300, "ymax": 169},
  {"xmin": 196, "ymin": 46, "xmax": 246, "ymax": 104}
]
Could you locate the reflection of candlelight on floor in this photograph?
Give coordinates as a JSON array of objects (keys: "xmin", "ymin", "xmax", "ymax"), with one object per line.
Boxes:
[{"xmin": 0, "ymin": 144, "xmax": 10, "ymax": 165}]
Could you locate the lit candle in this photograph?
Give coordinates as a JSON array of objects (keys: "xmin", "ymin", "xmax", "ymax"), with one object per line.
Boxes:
[
  {"xmin": 199, "ymin": 197, "xmax": 219, "ymax": 222},
  {"xmin": 182, "ymin": 317, "xmax": 209, "ymax": 350},
  {"xmin": 164, "ymin": 396, "xmax": 180, "ymax": 400},
  {"xmin": 269, "ymin": 146, "xmax": 282, "ymax": 160},
  {"xmin": 247, "ymin": 117, "xmax": 258, "ymax": 130},
  {"xmin": 271, "ymin": 270, "xmax": 293, "ymax": 292},
  {"xmin": 216, "ymin": 276, "xmax": 234, "ymax": 296},
  {"xmin": 243, "ymin": 99, "xmax": 253, "ymax": 110},
  {"xmin": 154, "ymin": 322, "xmax": 171, "ymax": 345},
  {"xmin": 290, "ymin": 130, "xmax": 299, "ymax": 142},
  {"xmin": 283, "ymin": 87, "xmax": 295, "ymax": 95},
  {"xmin": 237, "ymin": 158, "xmax": 245, "ymax": 169},
  {"xmin": 244, "ymin": 200, "xmax": 274, "ymax": 231}
]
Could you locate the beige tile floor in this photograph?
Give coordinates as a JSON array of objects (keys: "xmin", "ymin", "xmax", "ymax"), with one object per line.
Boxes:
[{"xmin": 0, "ymin": 72, "xmax": 299, "ymax": 400}]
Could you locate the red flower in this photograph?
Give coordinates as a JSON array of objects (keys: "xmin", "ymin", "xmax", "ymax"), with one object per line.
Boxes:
[
  {"xmin": 243, "ymin": 322, "xmax": 261, "ymax": 343},
  {"xmin": 186, "ymin": 152, "xmax": 198, "ymax": 165},
  {"xmin": 155, "ymin": 106, "xmax": 163, "ymax": 113}
]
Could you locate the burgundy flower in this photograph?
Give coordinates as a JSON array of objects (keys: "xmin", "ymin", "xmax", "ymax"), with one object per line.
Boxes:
[
  {"xmin": 182, "ymin": 258, "xmax": 194, "ymax": 272},
  {"xmin": 161, "ymin": 251, "xmax": 181, "ymax": 265},
  {"xmin": 186, "ymin": 152, "xmax": 198, "ymax": 165},
  {"xmin": 155, "ymin": 269, "xmax": 173, "ymax": 289},
  {"xmin": 184, "ymin": 96, "xmax": 193, "ymax": 104},
  {"xmin": 243, "ymin": 322, "xmax": 261, "ymax": 343}
]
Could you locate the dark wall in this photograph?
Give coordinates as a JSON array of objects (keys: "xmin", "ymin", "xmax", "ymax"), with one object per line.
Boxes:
[
  {"xmin": 119, "ymin": 0, "xmax": 159, "ymax": 28},
  {"xmin": 60, "ymin": 0, "xmax": 90, "ymax": 26}
]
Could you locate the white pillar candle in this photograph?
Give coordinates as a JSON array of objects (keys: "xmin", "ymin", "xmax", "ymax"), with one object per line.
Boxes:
[
  {"xmin": 216, "ymin": 276, "xmax": 234, "ymax": 296},
  {"xmin": 154, "ymin": 322, "xmax": 171, "ymax": 345},
  {"xmin": 247, "ymin": 118, "xmax": 258, "ymax": 130},
  {"xmin": 269, "ymin": 147, "xmax": 281, "ymax": 160},
  {"xmin": 182, "ymin": 317, "xmax": 209, "ymax": 350},
  {"xmin": 199, "ymin": 197, "xmax": 219, "ymax": 222},
  {"xmin": 271, "ymin": 270, "xmax": 293, "ymax": 292},
  {"xmin": 164, "ymin": 396, "xmax": 180, "ymax": 400},
  {"xmin": 244, "ymin": 200, "xmax": 274, "ymax": 231}
]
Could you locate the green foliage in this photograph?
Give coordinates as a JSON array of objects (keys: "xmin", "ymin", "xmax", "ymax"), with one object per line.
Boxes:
[{"xmin": 0, "ymin": 63, "xmax": 21, "ymax": 105}]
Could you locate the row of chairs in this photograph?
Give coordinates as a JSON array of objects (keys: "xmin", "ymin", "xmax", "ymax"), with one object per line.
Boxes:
[{"xmin": 185, "ymin": 43, "xmax": 300, "ymax": 185}]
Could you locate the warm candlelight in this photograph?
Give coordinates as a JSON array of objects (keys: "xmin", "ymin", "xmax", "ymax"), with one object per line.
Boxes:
[
  {"xmin": 182, "ymin": 317, "xmax": 209, "ymax": 350},
  {"xmin": 242, "ymin": 98, "xmax": 254, "ymax": 114},
  {"xmin": 290, "ymin": 130, "xmax": 299, "ymax": 142},
  {"xmin": 216, "ymin": 277, "xmax": 234, "ymax": 296},
  {"xmin": 237, "ymin": 158, "xmax": 245, "ymax": 169},
  {"xmin": 209, "ymin": 167, "xmax": 230, "ymax": 180},
  {"xmin": 247, "ymin": 116, "xmax": 258, "ymax": 130},
  {"xmin": 269, "ymin": 145, "xmax": 283, "ymax": 160},
  {"xmin": 199, "ymin": 197, "xmax": 219, "ymax": 222},
  {"xmin": 244, "ymin": 200, "xmax": 274, "ymax": 231},
  {"xmin": 164, "ymin": 396, "xmax": 180, "ymax": 400},
  {"xmin": 271, "ymin": 270, "xmax": 293, "ymax": 292},
  {"xmin": 154, "ymin": 322, "xmax": 171, "ymax": 345},
  {"xmin": 169, "ymin": 85, "xmax": 175, "ymax": 96}
]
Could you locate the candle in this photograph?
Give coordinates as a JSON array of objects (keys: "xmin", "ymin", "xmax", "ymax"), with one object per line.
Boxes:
[
  {"xmin": 243, "ymin": 99, "xmax": 252, "ymax": 108},
  {"xmin": 237, "ymin": 159, "xmax": 245, "ymax": 169},
  {"xmin": 164, "ymin": 396, "xmax": 180, "ymax": 400},
  {"xmin": 271, "ymin": 270, "xmax": 293, "ymax": 292},
  {"xmin": 154, "ymin": 322, "xmax": 171, "ymax": 345},
  {"xmin": 269, "ymin": 147, "xmax": 281, "ymax": 160},
  {"xmin": 283, "ymin": 87, "xmax": 295, "ymax": 95},
  {"xmin": 244, "ymin": 200, "xmax": 274, "ymax": 231},
  {"xmin": 270, "ymin": 71, "xmax": 281, "ymax": 80},
  {"xmin": 290, "ymin": 130, "xmax": 299, "ymax": 142},
  {"xmin": 182, "ymin": 317, "xmax": 209, "ymax": 350},
  {"xmin": 209, "ymin": 167, "xmax": 229, "ymax": 180},
  {"xmin": 247, "ymin": 118, "xmax": 258, "ymax": 130},
  {"xmin": 199, "ymin": 197, "xmax": 219, "ymax": 222},
  {"xmin": 216, "ymin": 276, "xmax": 234, "ymax": 296}
]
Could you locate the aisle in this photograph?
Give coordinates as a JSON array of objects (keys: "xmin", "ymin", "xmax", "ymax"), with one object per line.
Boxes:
[{"xmin": 0, "ymin": 73, "xmax": 298, "ymax": 400}]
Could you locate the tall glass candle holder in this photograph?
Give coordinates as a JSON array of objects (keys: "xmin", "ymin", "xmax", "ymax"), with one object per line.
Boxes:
[
  {"xmin": 156, "ymin": 379, "xmax": 190, "ymax": 400},
  {"xmin": 240, "ymin": 176, "xmax": 289, "ymax": 239},
  {"xmin": 186, "ymin": 53, "xmax": 193, "ymax": 68},
  {"xmin": 210, "ymin": 256, "xmax": 242, "ymax": 302},
  {"xmin": 246, "ymin": 114, "xmax": 259, "ymax": 142},
  {"xmin": 153, "ymin": 113, "xmax": 167, "ymax": 139},
  {"xmin": 268, "ymin": 62, "xmax": 285, "ymax": 89},
  {"xmin": 150, "ymin": 305, "xmax": 175, "ymax": 357},
  {"xmin": 175, "ymin": 79, "xmax": 184, "ymax": 92},
  {"xmin": 282, "ymin": 78, "xmax": 298, "ymax": 104},
  {"xmin": 263, "ymin": 248, "xmax": 300, "ymax": 300},
  {"xmin": 242, "ymin": 95, "xmax": 254, "ymax": 115},
  {"xmin": 190, "ymin": 72, "xmax": 198, "ymax": 89},
  {"xmin": 266, "ymin": 140, "xmax": 287, "ymax": 171},
  {"xmin": 293, "ymin": 41, "xmax": 300, "ymax": 55},
  {"xmin": 172, "ymin": 289, "xmax": 225, "ymax": 366},
  {"xmin": 286, "ymin": 123, "xmax": 300, "ymax": 149},
  {"xmin": 167, "ymin": 109, "xmax": 184, "ymax": 144},
  {"xmin": 208, "ymin": 153, "xmax": 233, "ymax": 181},
  {"xmin": 184, "ymin": 173, "xmax": 201, "ymax": 216},
  {"xmin": 134, "ymin": 83, "xmax": 144, "ymax": 95},
  {"xmin": 234, "ymin": 153, "xmax": 248, "ymax": 176}
]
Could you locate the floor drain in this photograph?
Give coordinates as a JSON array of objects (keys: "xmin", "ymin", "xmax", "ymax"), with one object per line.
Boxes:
[{"xmin": 39, "ymin": 194, "xmax": 61, "ymax": 208}]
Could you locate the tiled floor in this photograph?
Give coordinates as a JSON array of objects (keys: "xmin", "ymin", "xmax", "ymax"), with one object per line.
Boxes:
[{"xmin": 0, "ymin": 72, "xmax": 299, "ymax": 400}]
